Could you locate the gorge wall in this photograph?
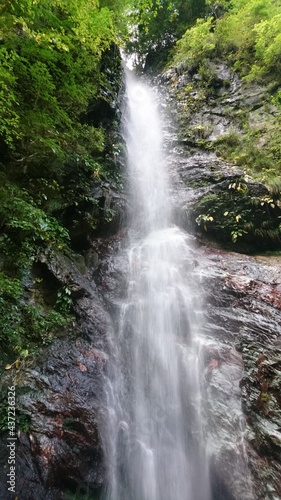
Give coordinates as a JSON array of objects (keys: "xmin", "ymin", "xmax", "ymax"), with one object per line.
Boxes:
[{"xmin": 0, "ymin": 59, "xmax": 280, "ymax": 500}]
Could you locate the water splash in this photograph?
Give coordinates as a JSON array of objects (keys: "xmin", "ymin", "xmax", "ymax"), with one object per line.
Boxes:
[{"xmin": 102, "ymin": 71, "xmax": 211, "ymax": 500}]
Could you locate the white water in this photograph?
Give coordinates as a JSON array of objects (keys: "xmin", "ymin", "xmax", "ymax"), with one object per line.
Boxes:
[{"xmin": 102, "ymin": 72, "xmax": 211, "ymax": 500}]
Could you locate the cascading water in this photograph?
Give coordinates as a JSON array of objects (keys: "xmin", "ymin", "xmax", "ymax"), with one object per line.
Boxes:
[{"xmin": 101, "ymin": 71, "xmax": 211, "ymax": 500}]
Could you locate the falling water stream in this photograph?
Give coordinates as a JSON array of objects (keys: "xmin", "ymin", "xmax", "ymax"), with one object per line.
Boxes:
[{"xmin": 102, "ymin": 71, "xmax": 211, "ymax": 500}]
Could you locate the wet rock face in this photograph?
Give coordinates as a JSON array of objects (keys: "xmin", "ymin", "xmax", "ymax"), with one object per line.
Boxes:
[
  {"xmin": 87, "ymin": 229, "xmax": 281, "ymax": 500},
  {"xmin": 0, "ymin": 244, "xmax": 118, "ymax": 499},
  {"xmin": 6, "ymin": 342, "xmax": 106, "ymax": 499},
  {"xmin": 162, "ymin": 62, "xmax": 270, "ymax": 144},
  {"xmin": 197, "ymin": 248, "xmax": 281, "ymax": 500},
  {"xmin": 160, "ymin": 63, "xmax": 281, "ymax": 252},
  {"xmin": 0, "ymin": 233, "xmax": 127, "ymax": 500}
]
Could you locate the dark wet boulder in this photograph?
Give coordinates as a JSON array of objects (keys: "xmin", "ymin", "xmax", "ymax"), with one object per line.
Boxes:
[
  {"xmin": 0, "ymin": 336, "xmax": 108, "ymax": 499},
  {"xmin": 0, "ymin": 288, "xmax": 114, "ymax": 499}
]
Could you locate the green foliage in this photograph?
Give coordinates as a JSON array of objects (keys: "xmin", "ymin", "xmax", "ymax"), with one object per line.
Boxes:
[
  {"xmin": 206, "ymin": 0, "xmax": 230, "ymax": 18},
  {"xmin": 126, "ymin": 0, "xmax": 176, "ymax": 67},
  {"xmin": 126, "ymin": 0, "xmax": 207, "ymax": 68},
  {"xmin": 0, "ymin": 0, "xmax": 121, "ymax": 169},
  {"xmin": 248, "ymin": 14, "xmax": 281, "ymax": 80},
  {"xmin": 212, "ymin": 111, "xmax": 281, "ymax": 186},
  {"xmin": 0, "ymin": 0, "xmax": 124, "ymax": 269},
  {"xmin": 173, "ymin": 0, "xmax": 281, "ymax": 84},
  {"xmin": 192, "ymin": 177, "xmax": 281, "ymax": 249},
  {"xmin": 56, "ymin": 285, "xmax": 73, "ymax": 314},
  {"xmin": 0, "ymin": 177, "xmax": 74, "ymax": 356},
  {"xmin": 0, "ymin": 272, "xmax": 24, "ymax": 351},
  {"xmin": 0, "ymin": 181, "xmax": 69, "ymax": 274},
  {"xmin": 212, "ymin": 131, "xmax": 242, "ymax": 153},
  {"xmin": 0, "ymin": 48, "xmax": 20, "ymax": 146},
  {"xmin": 215, "ymin": 0, "xmax": 276, "ymax": 59},
  {"xmin": 195, "ymin": 213, "xmax": 214, "ymax": 232},
  {"xmin": 0, "ymin": 0, "xmax": 125, "ymax": 372},
  {"xmin": 0, "ymin": 266, "xmax": 72, "ymax": 358},
  {"xmin": 174, "ymin": 18, "xmax": 215, "ymax": 69},
  {"xmin": 23, "ymin": 303, "xmax": 70, "ymax": 343},
  {"xmin": 0, "ymin": 185, "xmax": 68, "ymax": 246},
  {"xmin": 0, "ymin": 393, "xmax": 31, "ymax": 432},
  {"xmin": 16, "ymin": 413, "xmax": 31, "ymax": 432}
]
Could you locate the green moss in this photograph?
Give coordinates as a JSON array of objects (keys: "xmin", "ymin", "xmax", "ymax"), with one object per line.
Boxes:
[
  {"xmin": 213, "ymin": 131, "xmax": 242, "ymax": 151},
  {"xmin": 16, "ymin": 413, "xmax": 31, "ymax": 433},
  {"xmin": 0, "ymin": 269, "xmax": 73, "ymax": 369},
  {"xmin": 181, "ymin": 177, "xmax": 214, "ymax": 189},
  {"xmin": 0, "ymin": 397, "xmax": 31, "ymax": 432},
  {"xmin": 211, "ymin": 118, "xmax": 281, "ymax": 190}
]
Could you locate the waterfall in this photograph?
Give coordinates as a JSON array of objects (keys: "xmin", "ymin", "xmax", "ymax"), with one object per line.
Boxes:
[{"xmin": 101, "ymin": 71, "xmax": 211, "ymax": 500}]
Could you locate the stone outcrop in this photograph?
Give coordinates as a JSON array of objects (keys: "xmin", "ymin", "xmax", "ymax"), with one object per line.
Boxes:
[
  {"xmin": 199, "ymin": 248, "xmax": 281, "ymax": 500},
  {"xmin": 161, "ymin": 63, "xmax": 281, "ymax": 252},
  {"xmin": 0, "ymin": 247, "xmax": 116, "ymax": 499}
]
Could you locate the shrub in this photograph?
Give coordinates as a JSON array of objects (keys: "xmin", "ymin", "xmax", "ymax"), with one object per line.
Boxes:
[{"xmin": 174, "ymin": 18, "xmax": 216, "ymax": 69}]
